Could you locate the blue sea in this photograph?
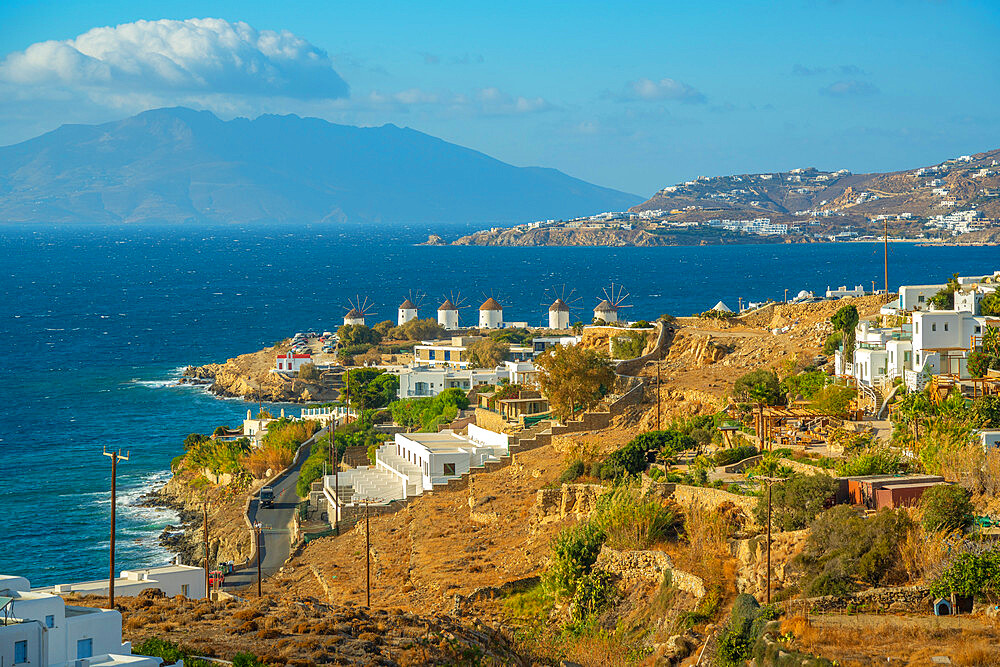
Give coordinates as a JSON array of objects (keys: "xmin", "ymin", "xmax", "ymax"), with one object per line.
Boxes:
[{"xmin": 1, "ymin": 223, "xmax": 997, "ymax": 586}]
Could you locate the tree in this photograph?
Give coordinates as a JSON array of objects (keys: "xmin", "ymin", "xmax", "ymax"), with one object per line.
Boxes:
[
  {"xmin": 982, "ymin": 324, "xmax": 1000, "ymax": 357},
  {"xmin": 389, "ymin": 317, "xmax": 446, "ymax": 341},
  {"xmin": 733, "ymin": 369, "xmax": 782, "ymax": 405},
  {"xmin": 831, "ymin": 304, "xmax": 859, "ymax": 373},
  {"xmin": 755, "ymin": 473, "xmax": 838, "ymax": 531},
  {"xmin": 610, "ymin": 331, "xmax": 648, "ymax": 359},
  {"xmin": 929, "ymin": 273, "xmax": 960, "ymax": 310},
  {"xmin": 356, "ymin": 347, "xmax": 383, "ymax": 367},
  {"xmin": 466, "ymin": 337, "xmax": 510, "ymax": 368},
  {"xmin": 535, "ymin": 343, "xmax": 616, "ymax": 420},
  {"xmin": 967, "ymin": 351, "xmax": 994, "ymax": 379},
  {"xmin": 372, "ymin": 320, "xmax": 394, "ymax": 337},
  {"xmin": 337, "ymin": 324, "xmax": 381, "ymax": 347},
  {"xmin": 920, "ymin": 484, "xmax": 973, "ymax": 532},
  {"xmin": 342, "ymin": 368, "xmax": 399, "ymax": 409},
  {"xmin": 809, "ymin": 384, "xmax": 857, "ymax": 417},
  {"xmin": 298, "ymin": 362, "xmax": 319, "ymax": 381},
  {"xmin": 981, "ymin": 292, "xmax": 1000, "ymax": 318},
  {"xmin": 972, "ymin": 395, "xmax": 1000, "ymax": 429},
  {"xmin": 931, "ymin": 550, "xmax": 1000, "ymax": 602},
  {"xmin": 490, "ymin": 327, "xmax": 531, "ymax": 344}
]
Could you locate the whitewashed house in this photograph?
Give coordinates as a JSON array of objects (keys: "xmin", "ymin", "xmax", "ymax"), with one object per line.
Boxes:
[
  {"xmin": 274, "ymin": 351, "xmax": 312, "ymax": 373},
  {"xmin": 395, "ymin": 365, "xmax": 501, "ymax": 398},
  {"xmin": 397, "ymin": 298, "xmax": 417, "ymax": 326},
  {"xmin": 322, "ymin": 425, "xmax": 509, "ymax": 521},
  {"xmin": 0, "ymin": 575, "xmax": 161, "ymax": 667},
  {"xmin": 33, "ymin": 565, "xmax": 205, "ymax": 600},
  {"xmin": 479, "ymin": 298, "xmax": 503, "ymax": 329}
]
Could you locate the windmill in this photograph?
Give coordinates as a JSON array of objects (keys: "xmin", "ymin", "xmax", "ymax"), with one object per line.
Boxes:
[
  {"xmin": 436, "ymin": 291, "xmax": 468, "ymax": 331},
  {"xmin": 343, "ymin": 295, "xmax": 375, "ymax": 327},
  {"xmin": 593, "ymin": 283, "xmax": 632, "ymax": 324},
  {"xmin": 478, "ymin": 290, "xmax": 505, "ymax": 330},
  {"xmin": 541, "ymin": 285, "xmax": 582, "ymax": 330},
  {"xmin": 397, "ymin": 290, "xmax": 426, "ymax": 326}
]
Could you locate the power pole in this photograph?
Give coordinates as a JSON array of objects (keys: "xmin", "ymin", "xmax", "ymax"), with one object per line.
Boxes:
[
  {"xmin": 757, "ymin": 475, "xmax": 787, "ymax": 605},
  {"xmin": 253, "ymin": 521, "xmax": 263, "ymax": 597},
  {"xmin": 884, "ymin": 219, "xmax": 889, "ymax": 296},
  {"xmin": 655, "ymin": 345, "xmax": 661, "ymax": 431},
  {"xmin": 103, "ymin": 448, "xmax": 129, "ymax": 610},
  {"xmin": 365, "ymin": 500, "xmax": 371, "ymax": 608},
  {"xmin": 203, "ymin": 492, "xmax": 210, "ymax": 600},
  {"xmin": 333, "ymin": 411, "xmax": 340, "ymax": 536},
  {"xmin": 784, "ymin": 288, "xmax": 788, "ymax": 304}
]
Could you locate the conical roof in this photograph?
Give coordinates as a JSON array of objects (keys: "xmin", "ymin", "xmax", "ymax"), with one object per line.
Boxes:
[
  {"xmin": 479, "ymin": 297, "xmax": 502, "ymax": 311},
  {"xmin": 549, "ymin": 298, "xmax": 570, "ymax": 312},
  {"xmin": 438, "ymin": 299, "xmax": 457, "ymax": 311},
  {"xmin": 712, "ymin": 300, "xmax": 733, "ymax": 313},
  {"xmin": 345, "ymin": 309, "xmax": 362, "ymax": 318},
  {"xmin": 595, "ymin": 299, "xmax": 617, "ymax": 312},
  {"xmin": 399, "ymin": 298, "xmax": 416, "ymax": 309}
]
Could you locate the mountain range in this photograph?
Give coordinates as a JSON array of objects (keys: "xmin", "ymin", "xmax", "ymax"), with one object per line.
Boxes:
[{"xmin": 0, "ymin": 107, "xmax": 640, "ymax": 225}]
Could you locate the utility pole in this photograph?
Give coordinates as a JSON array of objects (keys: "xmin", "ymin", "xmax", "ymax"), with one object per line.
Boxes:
[
  {"xmin": 103, "ymin": 448, "xmax": 129, "ymax": 610},
  {"xmin": 884, "ymin": 219, "xmax": 889, "ymax": 296},
  {"xmin": 203, "ymin": 491, "xmax": 210, "ymax": 600},
  {"xmin": 333, "ymin": 411, "xmax": 340, "ymax": 536},
  {"xmin": 784, "ymin": 288, "xmax": 788, "ymax": 304},
  {"xmin": 253, "ymin": 521, "xmax": 263, "ymax": 597},
  {"xmin": 655, "ymin": 345, "xmax": 661, "ymax": 431},
  {"xmin": 365, "ymin": 500, "xmax": 371, "ymax": 608},
  {"xmin": 756, "ymin": 475, "xmax": 787, "ymax": 605}
]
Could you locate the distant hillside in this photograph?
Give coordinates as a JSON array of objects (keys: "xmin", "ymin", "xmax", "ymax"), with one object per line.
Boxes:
[
  {"xmin": 632, "ymin": 149, "xmax": 1000, "ymax": 222},
  {"xmin": 0, "ymin": 107, "xmax": 640, "ymax": 225}
]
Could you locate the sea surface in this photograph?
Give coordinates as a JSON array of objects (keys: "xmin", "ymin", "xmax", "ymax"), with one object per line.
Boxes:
[{"xmin": 1, "ymin": 223, "xmax": 997, "ymax": 586}]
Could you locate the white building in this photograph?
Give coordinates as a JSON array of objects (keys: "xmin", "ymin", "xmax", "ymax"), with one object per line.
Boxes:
[
  {"xmin": 344, "ymin": 309, "xmax": 365, "ymax": 326},
  {"xmin": 594, "ymin": 300, "xmax": 618, "ymax": 323},
  {"xmin": 395, "ymin": 365, "xmax": 502, "ymax": 398},
  {"xmin": 322, "ymin": 425, "xmax": 509, "ymax": 520},
  {"xmin": 274, "ymin": 351, "xmax": 312, "ymax": 373},
  {"xmin": 0, "ymin": 575, "xmax": 161, "ymax": 667},
  {"xmin": 397, "ymin": 299, "xmax": 417, "ymax": 326},
  {"xmin": 548, "ymin": 299, "xmax": 570, "ymax": 329},
  {"xmin": 33, "ymin": 565, "xmax": 205, "ymax": 600},
  {"xmin": 478, "ymin": 298, "xmax": 503, "ymax": 329},
  {"xmin": 437, "ymin": 299, "xmax": 460, "ymax": 330},
  {"xmin": 826, "ymin": 285, "xmax": 866, "ymax": 299}
]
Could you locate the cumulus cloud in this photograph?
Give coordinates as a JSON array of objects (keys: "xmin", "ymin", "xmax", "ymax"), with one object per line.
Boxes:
[
  {"xmin": 475, "ymin": 87, "xmax": 552, "ymax": 114},
  {"xmin": 0, "ymin": 18, "xmax": 349, "ymax": 100},
  {"xmin": 618, "ymin": 77, "xmax": 705, "ymax": 104},
  {"xmin": 822, "ymin": 80, "xmax": 880, "ymax": 97}
]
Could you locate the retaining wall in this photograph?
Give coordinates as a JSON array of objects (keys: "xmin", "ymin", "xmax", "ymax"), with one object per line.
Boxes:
[{"xmin": 595, "ymin": 545, "xmax": 705, "ymax": 598}]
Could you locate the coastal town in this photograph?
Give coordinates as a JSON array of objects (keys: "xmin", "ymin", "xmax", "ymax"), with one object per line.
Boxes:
[
  {"xmin": 447, "ymin": 150, "xmax": 1000, "ymax": 247},
  {"xmin": 11, "ymin": 267, "xmax": 1000, "ymax": 665}
]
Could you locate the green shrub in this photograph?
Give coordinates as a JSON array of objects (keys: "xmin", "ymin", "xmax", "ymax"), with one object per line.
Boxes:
[
  {"xmin": 611, "ymin": 331, "xmax": 648, "ymax": 359},
  {"xmin": 920, "ymin": 484, "xmax": 973, "ymax": 532},
  {"xmin": 570, "ymin": 570, "xmax": 618, "ymax": 623},
  {"xmin": 592, "ymin": 485, "xmax": 683, "ymax": 550},
  {"xmin": 822, "ymin": 331, "xmax": 843, "ymax": 356},
  {"xmin": 713, "ymin": 445, "xmax": 758, "ymax": 466},
  {"xmin": 733, "ymin": 369, "xmax": 782, "ymax": 405},
  {"xmin": 390, "ymin": 388, "xmax": 470, "ymax": 432},
  {"xmin": 559, "ymin": 459, "xmax": 585, "ymax": 483},
  {"xmin": 837, "ymin": 447, "xmax": 911, "ymax": 476},
  {"xmin": 544, "ymin": 522, "xmax": 606, "ymax": 598},
  {"xmin": 930, "ymin": 550, "xmax": 1000, "ymax": 601},
  {"xmin": 715, "ymin": 594, "xmax": 778, "ymax": 667},
  {"xmin": 754, "ymin": 473, "xmax": 837, "ymax": 531}
]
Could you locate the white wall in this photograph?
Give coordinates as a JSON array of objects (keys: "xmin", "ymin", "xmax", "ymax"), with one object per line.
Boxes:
[
  {"xmin": 479, "ymin": 309, "xmax": 503, "ymax": 329},
  {"xmin": 398, "ymin": 307, "xmax": 417, "ymax": 326},
  {"xmin": 438, "ymin": 309, "xmax": 459, "ymax": 330},
  {"xmin": 899, "ymin": 285, "xmax": 943, "ymax": 311},
  {"xmin": 467, "ymin": 424, "xmax": 509, "ymax": 453}
]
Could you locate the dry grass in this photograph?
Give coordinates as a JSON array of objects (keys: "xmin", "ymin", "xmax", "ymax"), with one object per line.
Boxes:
[{"xmin": 244, "ymin": 446, "xmax": 292, "ymax": 478}]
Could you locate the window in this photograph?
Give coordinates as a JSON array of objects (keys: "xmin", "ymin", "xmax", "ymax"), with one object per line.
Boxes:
[
  {"xmin": 932, "ymin": 323, "xmax": 937, "ymax": 332},
  {"xmin": 443, "ymin": 463, "xmax": 456, "ymax": 475},
  {"xmin": 77, "ymin": 638, "xmax": 93, "ymax": 659},
  {"xmin": 45, "ymin": 614, "xmax": 54, "ymax": 628},
  {"xmin": 944, "ymin": 323, "xmax": 949, "ymax": 331},
  {"xmin": 181, "ymin": 584, "xmax": 189, "ymax": 597},
  {"xmin": 976, "ymin": 326, "xmax": 982, "ymax": 334},
  {"xmin": 915, "ymin": 322, "xmax": 919, "ymax": 334},
  {"xmin": 14, "ymin": 640, "xmax": 27, "ymax": 663},
  {"xmin": 904, "ymin": 351, "xmax": 911, "ymax": 363},
  {"xmin": 918, "ymin": 295, "xmax": 925, "ymax": 303},
  {"xmin": 444, "ymin": 350, "xmax": 451, "ymax": 361}
]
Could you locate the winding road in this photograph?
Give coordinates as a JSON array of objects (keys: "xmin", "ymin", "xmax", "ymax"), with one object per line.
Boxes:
[{"xmin": 223, "ymin": 426, "xmax": 327, "ymax": 591}]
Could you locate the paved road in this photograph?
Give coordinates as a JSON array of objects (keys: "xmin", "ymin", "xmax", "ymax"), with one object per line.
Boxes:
[{"xmin": 223, "ymin": 426, "xmax": 327, "ymax": 591}]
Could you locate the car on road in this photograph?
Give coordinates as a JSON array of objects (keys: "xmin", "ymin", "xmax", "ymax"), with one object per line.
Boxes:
[{"xmin": 259, "ymin": 486, "xmax": 275, "ymax": 508}]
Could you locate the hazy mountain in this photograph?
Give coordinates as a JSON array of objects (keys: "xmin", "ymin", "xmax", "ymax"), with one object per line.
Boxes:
[{"xmin": 0, "ymin": 107, "xmax": 640, "ymax": 225}]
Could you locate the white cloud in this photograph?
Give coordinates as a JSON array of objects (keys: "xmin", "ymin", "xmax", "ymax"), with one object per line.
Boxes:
[
  {"xmin": 621, "ymin": 77, "xmax": 705, "ymax": 104},
  {"xmin": 475, "ymin": 87, "xmax": 553, "ymax": 115},
  {"xmin": 0, "ymin": 18, "xmax": 348, "ymax": 100}
]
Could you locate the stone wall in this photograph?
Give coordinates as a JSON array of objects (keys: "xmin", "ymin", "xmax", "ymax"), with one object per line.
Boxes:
[
  {"xmin": 474, "ymin": 408, "xmax": 515, "ymax": 434},
  {"xmin": 667, "ymin": 483, "xmax": 759, "ymax": 528},
  {"xmin": 803, "ymin": 585, "xmax": 932, "ymax": 614},
  {"xmin": 730, "ymin": 530, "xmax": 808, "ymax": 599},
  {"xmin": 532, "ymin": 483, "xmax": 604, "ymax": 527},
  {"xmin": 594, "ymin": 545, "xmax": 705, "ymax": 598}
]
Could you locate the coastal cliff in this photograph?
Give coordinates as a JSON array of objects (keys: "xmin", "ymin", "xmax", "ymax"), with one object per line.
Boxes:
[
  {"xmin": 183, "ymin": 342, "xmax": 340, "ymax": 403},
  {"xmin": 450, "ymin": 225, "xmax": 813, "ymax": 247}
]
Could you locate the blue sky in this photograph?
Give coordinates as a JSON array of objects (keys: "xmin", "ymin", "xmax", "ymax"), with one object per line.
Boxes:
[{"xmin": 1, "ymin": 0, "xmax": 998, "ymax": 195}]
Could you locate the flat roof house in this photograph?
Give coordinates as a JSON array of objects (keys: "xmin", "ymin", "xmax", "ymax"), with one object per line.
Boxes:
[
  {"xmin": 0, "ymin": 575, "xmax": 161, "ymax": 667},
  {"xmin": 33, "ymin": 565, "xmax": 205, "ymax": 601}
]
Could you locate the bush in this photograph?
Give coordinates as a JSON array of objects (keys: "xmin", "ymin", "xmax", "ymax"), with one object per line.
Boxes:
[
  {"xmin": 298, "ymin": 362, "xmax": 319, "ymax": 381},
  {"xmin": 713, "ymin": 445, "xmax": 758, "ymax": 466},
  {"xmin": 733, "ymin": 369, "xmax": 782, "ymax": 405},
  {"xmin": 570, "ymin": 570, "xmax": 618, "ymax": 623},
  {"xmin": 822, "ymin": 330, "xmax": 843, "ymax": 356},
  {"xmin": 600, "ymin": 430, "xmax": 695, "ymax": 480},
  {"xmin": 559, "ymin": 459, "xmax": 585, "ymax": 483},
  {"xmin": 544, "ymin": 522, "xmax": 606, "ymax": 598},
  {"xmin": 754, "ymin": 473, "xmax": 837, "ymax": 531},
  {"xmin": 591, "ymin": 485, "xmax": 683, "ymax": 550},
  {"xmin": 610, "ymin": 331, "xmax": 648, "ymax": 359},
  {"xmin": 809, "ymin": 384, "xmax": 857, "ymax": 417},
  {"xmin": 930, "ymin": 549, "xmax": 1000, "ymax": 601},
  {"xmin": 780, "ymin": 369, "xmax": 829, "ymax": 400},
  {"xmin": 837, "ymin": 447, "xmax": 911, "ymax": 476},
  {"xmin": 797, "ymin": 505, "xmax": 913, "ymax": 595},
  {"xmin": 715, "ymin": 594, "xmax": 778, "ymax": 667},
  {"xmin": 390, "ymin": 388, "xmax": 469, "ymax": 432},
  {"xmin": 920, "ymin": 484, "xmax": 973, "ymax": 532}
]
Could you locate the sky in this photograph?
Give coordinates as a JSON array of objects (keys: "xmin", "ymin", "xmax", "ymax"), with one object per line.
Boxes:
[{"xmin": 1, "ymin": 0, "xmax": 999, "ymax": 196}]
